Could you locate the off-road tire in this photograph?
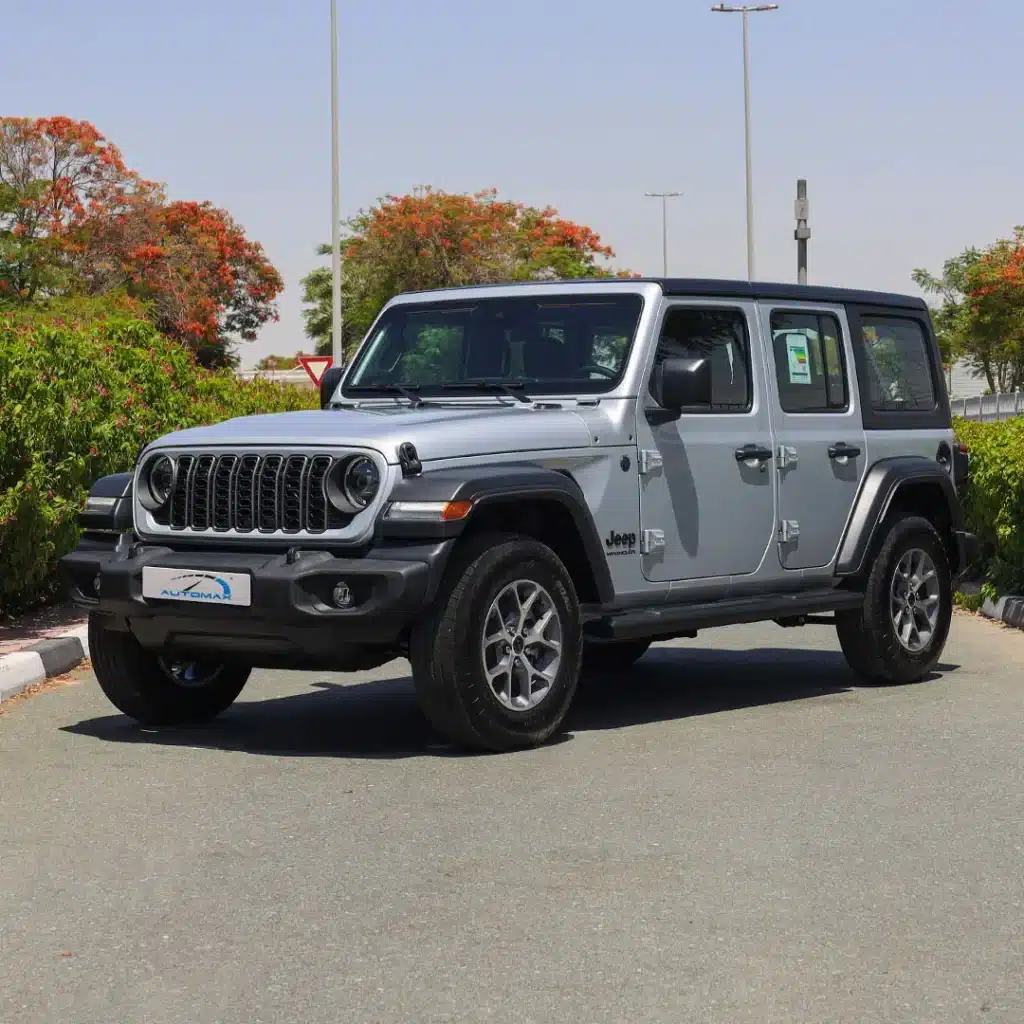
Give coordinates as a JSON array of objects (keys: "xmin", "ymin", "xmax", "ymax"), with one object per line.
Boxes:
[
  {"xmin": 582, "ymin": 639, "xmax": 652, "ymax": 674},
  {"xmin": 89, "ymin": 614, "xmax": 251, "ymax": 725},
  {"xmin": 836, "ymin": 516, "xmax": 952, "ymax": 686},
  {"xmin": 409, "ymin": 533, "xmax": 582, "ymax": 752}
]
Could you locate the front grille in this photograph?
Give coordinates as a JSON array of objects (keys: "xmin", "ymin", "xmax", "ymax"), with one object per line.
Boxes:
[{"xmin": 160, "ymin": 453, "xmax": 351, "ymax": 534}]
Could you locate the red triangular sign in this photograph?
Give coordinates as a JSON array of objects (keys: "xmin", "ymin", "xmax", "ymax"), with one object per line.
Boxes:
[{"xmin": 298, "ymin": 355, "xmax": 333, "ymax": 386}]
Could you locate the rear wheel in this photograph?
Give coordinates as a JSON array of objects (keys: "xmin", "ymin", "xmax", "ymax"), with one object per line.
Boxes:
[
  {"xmin": 836, "ymin": 516, "xmax": 952, "ymax": 685},
  {"xmin": 409, "ymin": 534, "xmax": 582, "ymax": 752},
  {"xmin": 89, "ymin": 614, "xmax": 251, "ymax": 725}
]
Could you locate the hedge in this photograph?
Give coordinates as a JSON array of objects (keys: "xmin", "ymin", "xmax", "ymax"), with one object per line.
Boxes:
[
  {"xmin": 1, "ymin": 309, "xmax": 317, "ymax": 617},
  {"xmin": 954, "ymin": 416, "xmax": 1024, "ymax": 597}
]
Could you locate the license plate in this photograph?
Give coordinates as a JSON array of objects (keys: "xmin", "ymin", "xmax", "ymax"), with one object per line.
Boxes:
[{"xmin": 142, "ymin": 567, "xmax": 252, "ymax": 607}]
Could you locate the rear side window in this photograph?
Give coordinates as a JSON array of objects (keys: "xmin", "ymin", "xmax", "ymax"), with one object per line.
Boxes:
[
  {"xmin": 859, "ymin": 316, "xmax": 936, "ymax": 412},
  {"xmin": 770, "ymin": 311, "xmax": 847, "ymax": 413}
]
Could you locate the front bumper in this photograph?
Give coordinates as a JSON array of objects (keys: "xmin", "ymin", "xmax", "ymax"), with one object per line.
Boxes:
[{"xmin": 60, "ymin": 538, "xmax": 453, "ymax": 669}]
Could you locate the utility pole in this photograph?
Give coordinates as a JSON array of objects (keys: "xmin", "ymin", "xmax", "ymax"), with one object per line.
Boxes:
[
  {"xmin": 711, "ymin": 3, "xmax": 779, "ymax": 281},
  {"xmin": 795, "ymin": 178, "xmax": 810, "ymax": 284},
  {"xmin": 330, "ymin": 0, "xmax": 343, "ymax": 365},
  {"xmin": 644, "ymin": 191, "xmax": 683, "ymax": 276}
]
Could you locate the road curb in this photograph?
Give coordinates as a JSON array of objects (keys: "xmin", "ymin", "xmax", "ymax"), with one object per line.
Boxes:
[
  {"xmin": 981, "ymin": 595, "xmax": 1024, "ymax": 631},
  {"xmin": 0, "ymin": 626, "xmax": 89, "ymax": 703}
]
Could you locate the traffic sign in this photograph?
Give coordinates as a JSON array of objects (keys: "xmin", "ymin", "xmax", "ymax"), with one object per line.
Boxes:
[{"xmin": 297, "ymin": 355, "xmax": 333, "ymax": 386}]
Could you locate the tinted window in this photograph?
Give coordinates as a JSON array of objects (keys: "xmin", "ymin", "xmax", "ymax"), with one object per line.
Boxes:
[
  {"xmin": 345, "ymin": 294, "xmax": 645, "ymax": 396},
  {"xmin": 770, "ymin": 311, "xmax": 847, "ymax": 413},
  {"xmin": 859, "ymin": 316, "xmax": 936, "ymax": 411},
  {"xmin": 649, "ymin": 307, "xmax": 751, "ymax": 412}
]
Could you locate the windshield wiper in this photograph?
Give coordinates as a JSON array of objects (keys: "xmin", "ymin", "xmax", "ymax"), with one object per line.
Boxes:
[
  {"xmin": 346, "ymin": 383, "xmax": 425, "ymax": 407},
  {"xmin": 442, "ymin": 380, "xmax": 532, "ymax": 404}
]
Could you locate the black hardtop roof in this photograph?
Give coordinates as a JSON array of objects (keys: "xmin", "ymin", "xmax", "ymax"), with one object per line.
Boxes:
[{"xmin": 404, "ymin": 277, "xmax": 928, "ymax": 311}]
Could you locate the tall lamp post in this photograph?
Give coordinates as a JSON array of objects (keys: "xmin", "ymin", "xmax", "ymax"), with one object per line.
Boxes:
[
  {"xmin": 644, "ymin": 191, "xmax": 683, "ymax": 277},
  {"xmin": 711, "ymin": 3, "xmax": 778, "ymax": 281},
  {"xmin": 330, "ymin": 0, "xmax": 343, "ymax": 364}
]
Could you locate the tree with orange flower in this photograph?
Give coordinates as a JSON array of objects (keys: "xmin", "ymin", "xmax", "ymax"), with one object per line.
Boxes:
[
  {"xmin": 0, "ymin": 116, "xmax": 282, "ymax": 367},
  {"xmin": 301, "ymin": 187, "xmax": 634, "ymax": 357},
  {"xmin": 914, "ymin": 227, "xmax": 1024, "ymax": 394}
]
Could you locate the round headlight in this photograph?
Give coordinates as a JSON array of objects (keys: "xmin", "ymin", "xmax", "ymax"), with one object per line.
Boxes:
[
  {"xmin": 343, "ymin": 456, "xmax": 380, "ymax": 509},
  {"xmin": 140, "ymin": 455, "xmax": 175, "ymax": 511}
]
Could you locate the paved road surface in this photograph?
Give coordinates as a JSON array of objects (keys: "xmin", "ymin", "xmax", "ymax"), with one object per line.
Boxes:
[{"xmin": 3, "ymin": 613, "xmax": 1023, "ymax": 1023}]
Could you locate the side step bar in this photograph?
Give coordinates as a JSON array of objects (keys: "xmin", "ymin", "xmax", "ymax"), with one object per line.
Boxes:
[{"xmin": 584, "ymin": 588, "xmax": 865, "ymax": 642}]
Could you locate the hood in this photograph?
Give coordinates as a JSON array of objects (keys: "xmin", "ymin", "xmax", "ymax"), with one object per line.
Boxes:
[{"xmin": 146, "ymin": 403, "xmax": 595, "ymax": 464}]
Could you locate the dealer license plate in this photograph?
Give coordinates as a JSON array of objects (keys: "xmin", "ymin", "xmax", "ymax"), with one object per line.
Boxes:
[{"xmin": 141, "ymin": 567, "xmax": 252, "ymax": 607}]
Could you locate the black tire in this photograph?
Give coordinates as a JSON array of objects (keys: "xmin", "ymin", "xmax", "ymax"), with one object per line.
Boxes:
[
  {"xmin": 409, "ymin": 533, "xmax": 582, "ymax": 752},
  {"xmin": 89, "ymin": 614, "xmax": 251, "ymax": 725},
  {"xmin": 582, "ymin": 639, "xmax": 652, "ymax": 674},
  {"xmin": 836, "ymin": 516, "xmax": 952, "ymax": 686}
]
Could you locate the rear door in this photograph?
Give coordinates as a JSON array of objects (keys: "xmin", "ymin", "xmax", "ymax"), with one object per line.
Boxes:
[{"xmin": 759, "ymin": 302, "xmax": 866, "ymax": 571}]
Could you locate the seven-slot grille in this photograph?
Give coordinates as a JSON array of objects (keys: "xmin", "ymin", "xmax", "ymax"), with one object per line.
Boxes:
[{"xmin": 158, "ymin": 453, "xmax": 353, "ymax": 534}]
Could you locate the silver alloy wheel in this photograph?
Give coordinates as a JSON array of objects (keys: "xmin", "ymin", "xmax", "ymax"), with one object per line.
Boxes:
[
  {"xmin": 481, "ymin": 579, "xmax": 563, "ymax": 711},
  {"xmin": 158, "ymin": 659, "xmax": 224, "ymax": 689},
  {"xmin": 889, "ymin": 548, "xmax": 942, "ymax": 654}
]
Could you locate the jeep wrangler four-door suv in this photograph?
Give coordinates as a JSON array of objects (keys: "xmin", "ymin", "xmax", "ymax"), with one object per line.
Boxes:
[{"xmin": 61, "ymin": 278, "xmax": 978, "ymax": 752}]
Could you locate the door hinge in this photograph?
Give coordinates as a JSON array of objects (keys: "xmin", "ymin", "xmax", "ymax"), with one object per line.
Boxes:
[
  {"xmin": 778, "ymin": 519, "xmax": 801, "ymax": 543},
  {"xmin": 638, "ymin": 450, "xmax": 663, "ymax": 475},
  {"xmin": 642, "ymin": 529, "xmax": 666, "ymax": 554},
  {"xmin": 777, "ymin": 445, "xmax": 799, "ymax": 469}
]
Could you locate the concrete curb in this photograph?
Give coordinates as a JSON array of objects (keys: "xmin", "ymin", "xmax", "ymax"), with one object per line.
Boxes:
[
  {"xmin": 980, "ymin": 595, "xmax": 1024, "ymax": 631},
  {"xmin": 0, "ymin": 625, "xmax": 89, "ymax": 703}
]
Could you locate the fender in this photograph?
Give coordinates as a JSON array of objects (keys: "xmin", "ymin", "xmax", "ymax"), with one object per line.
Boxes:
[
  {"xmin": 378, "ymin": 463, "xmax": 615, "ymax": 603},
  {"xmin": 77, "ymin": 472, "xmax": 134, "ymax": 537},
  {"xmin": 835, "ymin": 457, "xmax": 963, "ymax": 576}
]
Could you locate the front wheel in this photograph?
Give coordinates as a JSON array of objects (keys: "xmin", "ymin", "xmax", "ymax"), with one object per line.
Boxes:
[
  {"xmin": 89, "ymin": 614, "xmax": 251, "ymax": 725},
  {"xmin": 409, "ymin": 534, "xmax": 582, "ymax": 752},
  {"xmin": 836, "ymin": 516, "xmax": 952, "ymax": 686}
]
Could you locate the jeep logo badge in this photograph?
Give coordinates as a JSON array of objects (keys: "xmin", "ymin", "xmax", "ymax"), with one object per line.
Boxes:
[{"xmin": 605, "ymin": 529, "xmax": 637, "ymax": 556}]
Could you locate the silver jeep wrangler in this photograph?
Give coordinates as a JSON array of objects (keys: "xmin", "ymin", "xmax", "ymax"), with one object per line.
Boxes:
[{"xmin": 63, "ymin": 279, "xmax": 978, "ymax": 752}]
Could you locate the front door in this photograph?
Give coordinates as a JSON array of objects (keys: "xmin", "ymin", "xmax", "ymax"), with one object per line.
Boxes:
[
  {"xmin": 636, "ymin": 301, "xmax": 777, "ymax": 583},
  {"xmin": 759, "ymin": 302, "xmax": 866, "ymax": 571}
]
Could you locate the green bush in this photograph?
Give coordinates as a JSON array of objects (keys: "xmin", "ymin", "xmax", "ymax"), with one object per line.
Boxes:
[
  {"xmin": 954, "ymin": 416, "xmax": 1024, "ymax": 596},
  {"xmin": 1, "ymin": 308, "xmax": 317, "ymax": 616}
]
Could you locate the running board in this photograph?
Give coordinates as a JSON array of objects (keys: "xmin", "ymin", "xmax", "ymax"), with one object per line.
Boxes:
[{"xmin": 584, "ymin": 588, "xmax": 865, "ymax": 642}]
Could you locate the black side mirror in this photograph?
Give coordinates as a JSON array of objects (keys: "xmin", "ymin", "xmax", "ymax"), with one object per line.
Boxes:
[
  {"xmin": 319, "ymin": 366, "xmax": 346, "ymax": 409},
  {"xmin": 651, "ymin": 356, "xmax": 711, "ymax": 411}
]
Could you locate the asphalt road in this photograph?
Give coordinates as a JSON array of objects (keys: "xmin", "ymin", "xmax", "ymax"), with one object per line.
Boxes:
[{"xmin": 2, "ymin": 612, "xmax": 1023, "ymax": 1024}]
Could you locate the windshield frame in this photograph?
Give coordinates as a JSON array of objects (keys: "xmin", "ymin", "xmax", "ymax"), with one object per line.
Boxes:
[{"xmin": 339, "ymin": 289, "xmax": 648, "ymax": 400}]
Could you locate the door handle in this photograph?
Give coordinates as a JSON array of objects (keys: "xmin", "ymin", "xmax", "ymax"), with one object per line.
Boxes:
[
  {"xmin": 735, "ymin": 444, "xmax": 773, "ymax": 462},
  {"xmin": 828, "ymin": 442, "xmax": 861, "ymax": 460}
]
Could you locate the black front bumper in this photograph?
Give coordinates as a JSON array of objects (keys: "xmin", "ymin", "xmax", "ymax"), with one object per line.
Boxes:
[{"xmin": 60, "ymin": 538, "xmax": 453, "ymax": 669}]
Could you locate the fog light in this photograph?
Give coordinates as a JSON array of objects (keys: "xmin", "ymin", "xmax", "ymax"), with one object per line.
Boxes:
[
  {"xmin": 332, "ymin": 582, "xmax": 353, "ymax": 609},
  {"xmin": 93, "ymin": 575, "xmax": 101, "ymax": 595}
]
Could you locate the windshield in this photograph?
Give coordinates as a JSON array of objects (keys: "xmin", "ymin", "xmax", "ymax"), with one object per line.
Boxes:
[{"xmin": 343, "ymin": 293, "xmax": 645, "ymax": 397}]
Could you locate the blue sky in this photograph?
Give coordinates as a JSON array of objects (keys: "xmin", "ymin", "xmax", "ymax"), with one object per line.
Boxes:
[{"xmin": 7, "ymin": 0, "xmax": 1023, "ymax": 366}]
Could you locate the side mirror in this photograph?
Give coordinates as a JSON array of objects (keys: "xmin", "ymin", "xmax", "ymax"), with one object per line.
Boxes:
[
  {"xmin": 651, "ymin": 356, "xmax": 711, "ymax": 411},
  {"xmin": 319, "ymin": 366, "xmax": 346, "ymax": 409}
]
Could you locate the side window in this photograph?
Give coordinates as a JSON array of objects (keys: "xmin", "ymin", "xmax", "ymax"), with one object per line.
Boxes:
[
  {"xmin": 770, "ymin": 311, "xmax": 848, "ymax": 413},
  {"xmin": 858, "ymin": 316, "xmax": 936, "ymax": 412},
  {"xmin": 649, "ymin": 307, "xmax": 752, "ymax": 412}
]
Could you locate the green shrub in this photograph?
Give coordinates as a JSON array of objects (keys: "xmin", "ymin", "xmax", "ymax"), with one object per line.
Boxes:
[
  {"xmin": 0, "ymin": 308, "xmax": 317, "ymax": 616},
  {"xmin": 954, "ymin": 416, "xmax": 1024, "ymax": 596}
]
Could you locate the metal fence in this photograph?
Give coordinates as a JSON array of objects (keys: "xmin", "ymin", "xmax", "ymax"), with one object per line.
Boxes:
[
  {"xmin": 950, "ymin": 392, "xmax": 1024, "ymax": 422},
  {"xmin": 237, "ymin": 369, "xmax": 315, "ymax": 390}
]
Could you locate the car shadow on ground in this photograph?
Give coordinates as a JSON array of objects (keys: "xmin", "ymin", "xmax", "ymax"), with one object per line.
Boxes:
[{"xmin": 62, "ymin": 646, "xmax": 958, "ymax": 761}]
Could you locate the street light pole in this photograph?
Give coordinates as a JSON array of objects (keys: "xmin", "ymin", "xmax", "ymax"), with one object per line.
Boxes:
[
  {"xmin": 711, "ymin": 3, "xmax": 779, "ymax": 281},
  {"xmin": 644, "ymin": 191, "xmax": 683, "ymax": 277},
  {"xmin": 330, "ymin": 0, "xmax": 343, "ymax": 365}
]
